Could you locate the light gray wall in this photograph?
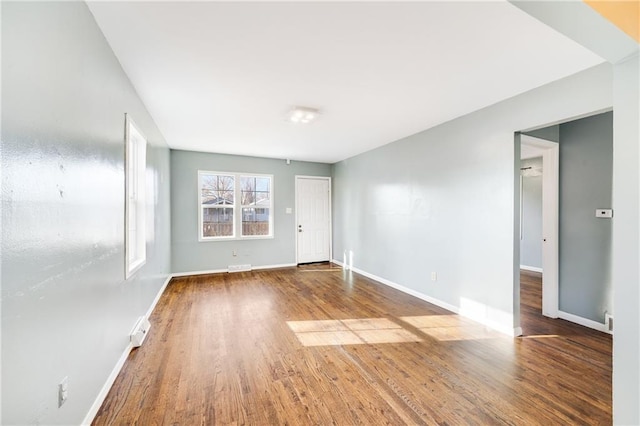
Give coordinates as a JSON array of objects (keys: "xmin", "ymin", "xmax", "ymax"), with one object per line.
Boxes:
[
  {"xmin": 611, "ymin": 54, "xmax": 640, "ymax": 425},
  {"xmin": 332, "ymin": 63, "xmax": 612, "ymax": 334},
  {"xmin": 520, "ymin": 157, "xmax": 543, "ymax": 269},
  {"xmin": 523, "ymin": 125, "xmax": 560, "ymax": 143},
  {"xmin": 558, "ymin": 112, "xmax": 613, "ymax": 322},
  {"xmin": 1, "ymin": 3, "xmax": 171, "ymax": 425},
  {"xmin": 171, "ymin": 150, "xmax": 330, "ymax": 273}
]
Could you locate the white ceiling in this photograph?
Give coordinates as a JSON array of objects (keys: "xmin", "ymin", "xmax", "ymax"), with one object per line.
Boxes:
[{"xmin": 88, "ymin": 1, "xmax": 604, "ymax": 164}]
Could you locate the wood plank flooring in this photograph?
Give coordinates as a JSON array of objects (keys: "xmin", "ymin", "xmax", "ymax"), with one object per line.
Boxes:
[{"xmin": 93, "ymin": 265, "xmax": 611, "ymax": 425}]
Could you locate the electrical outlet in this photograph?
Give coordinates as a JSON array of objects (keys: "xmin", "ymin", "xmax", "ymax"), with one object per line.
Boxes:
[
  {"xmin": 232, "ymin": 250, "xmax": 237, "ymax": 257},
  {"xmin": 58, "ymin": 376, "xmax": 68, "ymax": 408},
  {"xmin": 431, "ymin": 272, "xmax": 437, "ymax": 281}
]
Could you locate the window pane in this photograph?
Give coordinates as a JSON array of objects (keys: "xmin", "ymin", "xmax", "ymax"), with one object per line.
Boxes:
[
  {"xmin": 201, "ymin": 175, "xmax": 216, "ymax": 203},
  {"xmin": 202, "ymin": 174, "xmax": 234, "ymax": 205},
  {"xmin": 241, "ymin": 176, "xmax": 255, "ymax": 191},
  {"xmin": 241, "ymin": 190, "xmax": 254, "ymax": 205},
  {"xmin": 255, "ymin": 177, "xmax": 270, "ymax": 192},
  {"xmin": 255, "ymin": 191, "xmax": 269, "ymax": 205},
  {"xmin": 203, "ymin": 207, "xmax": 234, "ymax": 237},
  {"xmin": 241, "ymin": 177, "xmax": 255, "ymax": 205},
  {"xmin": 242, "ymin": 207, "xmax": 269, "ymax": 236},
  {"xmin": 218, "ymin": 189, "xmax": 234, "ymax": 205}
]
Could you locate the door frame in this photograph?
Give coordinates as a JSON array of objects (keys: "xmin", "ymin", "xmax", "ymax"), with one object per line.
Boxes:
[
  {"xmin": 294, "ymin": 175, "xmax": 332, "ymax": 265},
  {"xmin": 521, "ymin": 135, "xmax": 560, "ymax": 318}
]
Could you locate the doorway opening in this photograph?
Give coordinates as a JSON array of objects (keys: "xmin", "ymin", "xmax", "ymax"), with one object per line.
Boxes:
[{"xmin": 520, "ymin": 135, "xmax": 559, "ymax": 319}]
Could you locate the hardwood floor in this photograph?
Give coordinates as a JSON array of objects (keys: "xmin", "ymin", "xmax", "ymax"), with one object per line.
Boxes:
[{"xmin": 93, "ymin": 265, "xmax": 611, "ymax": 425}]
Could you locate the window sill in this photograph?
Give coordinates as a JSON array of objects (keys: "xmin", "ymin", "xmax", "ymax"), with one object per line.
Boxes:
[{"xmin": 198, "ymin": 235, "xmax": 274, "ymax": 242}]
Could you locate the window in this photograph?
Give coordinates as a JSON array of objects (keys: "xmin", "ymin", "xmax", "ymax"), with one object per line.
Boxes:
[
  {"xmin": 125, "ymin": 114, "xmax": 147, "ymax": 278},
  {"xmin": 199, "ymin": 171, "xmax": 273, "ymax": 240},
  {"xmin": 200, "ymin": 173, "xmax": 235, "ymax": 238}
]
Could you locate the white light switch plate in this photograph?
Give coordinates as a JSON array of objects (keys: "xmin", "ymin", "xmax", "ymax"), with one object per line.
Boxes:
[{"xmin": 596, "ymin": 209, "xmax": 613, "ymax": 218}]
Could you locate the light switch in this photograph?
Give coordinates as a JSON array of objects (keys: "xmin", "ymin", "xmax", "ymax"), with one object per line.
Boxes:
[
  {"xmin": 285, "ymin": 208, "xmax": 292, "ymax": 214},
  {"xmin": 596, "ymin": 209, "xmax": 613, "ymax": 218}
]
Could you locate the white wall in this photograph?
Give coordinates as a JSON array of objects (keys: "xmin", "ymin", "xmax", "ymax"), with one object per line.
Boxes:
[
  {"xmin": 612, "ymin": 53, "xmax": 640, "ymax": 425},
  {"xmin": 332, "ymin": 63, "xmax": 613, "ymax": 336}
]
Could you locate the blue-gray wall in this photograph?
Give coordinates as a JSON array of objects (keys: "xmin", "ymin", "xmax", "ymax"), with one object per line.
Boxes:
[
  {"xmin": 331, "ymin": 63, "xmax": 613, "ymax": 335},
  {"xmin": 524, "ymin": 125, "xmax": 560, "ymax": 143},
  {"xmin": 520, "ymin": 157, "xmax": 543, "ymax": 269},
  {"xmin": 559, "ymin": 112, "xmax": 613, "ymax": 322},
  {"xmin": 171, "ymin": 150, "xmax": 330, "ymax": 273},
  {"xmin": 1, "ymin": 3, "xmax": 171, "ymax": 424}
]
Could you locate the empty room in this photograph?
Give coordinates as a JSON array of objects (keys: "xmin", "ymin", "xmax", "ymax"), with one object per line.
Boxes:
[{"xmin": 1, "ymin": 1, "xmax": 639, "ymax": 425}]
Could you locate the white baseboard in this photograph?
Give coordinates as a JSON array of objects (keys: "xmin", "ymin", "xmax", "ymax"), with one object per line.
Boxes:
[
  {"xmin": 146, "ymin": 275, "xmax": 172, "ymax": 318},
  {"xmin": 253, "ymin": 263, "xmax": 296, "ymax": 271},
  {"xmin": 332, "ymin": 259, "xmax": 345, "ymax": 268},
  {"xmin": 332, "ymin": 259, "xmax": 520, "ymax": 337},
  {"xmin": 520, "ymin": 265, "xmax": 543, "ymax": 273},
  {"xmin": 82, "ymin": 274, "xmax": 172, "ymax": 425},
  {"xmin": 350, "ymin": 265, "xmax": 460, "ymax": 313},
  {"xmin": 172, "ymin": 263, "xmax": 297, "ymax": 277},
  {"xmin": 81, "ymin": 341, "xmax": 133, "ymax": 425},
  {"xmin": 558, "ymin": 310, "xmax": 610, "ymax": 334},
  {"xmin": 171, "ymin": 268, "xmax": 228, "ymax": 277}
]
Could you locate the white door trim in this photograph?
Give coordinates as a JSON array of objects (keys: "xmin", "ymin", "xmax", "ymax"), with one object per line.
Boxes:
[
  {"xmin": 295, "ymin": 175, "xmax": 332, "ymax": 264},
  {"xmin": 521, "ymin": 134, "xmax": 559, "ymax": 318}
]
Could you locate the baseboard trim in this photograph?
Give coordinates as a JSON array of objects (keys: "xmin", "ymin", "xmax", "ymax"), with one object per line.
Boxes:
[
  {"xmin": 253, "ymin": 263, "xmax": 297, "ymax": 271},
  {"xmin": 172, "ymin": 263, "xmax": 298, "ymax": 277},
  {"xmin": 332, "ymin": 259, "xmax": 520, "ymax": 337},
  {"xmin": 82, "ymin": 340, "xmax": 133, "ymax": 425},
  {"xmin": 520, "ymin": 265, "xmax": 543, "ymax": 273},
  {"xmin": 171, "ymin": 268, "xmax": 228, "ymax": 277},
  {"xmin": 82, "ymin": 274, "xmax": 172, "ymax": 425},
  {"xmin": 146, "ymin": 275, "xmax": 172, "ymax": 318},
  {"xmin": 558, "ymin": 310, "xmax": 610, "ymax": 334},
  {"xmin": 331, "ymin": 259, "xmax": 346, "ymax": 268}
]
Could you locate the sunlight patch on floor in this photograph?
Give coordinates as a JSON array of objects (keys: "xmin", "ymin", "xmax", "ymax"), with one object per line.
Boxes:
[
  {"xmin": 400, "ymin": 315, "xmax": 503, "ymax": 341},
  {"xmin": 287, "ymin": 318, "xmax": 422, "ymax": 347}
]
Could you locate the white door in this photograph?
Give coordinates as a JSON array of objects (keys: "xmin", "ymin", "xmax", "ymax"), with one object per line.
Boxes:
[
  {"xmin": 296, "ymin": 176, "xmax": 331, "ymax": 264},
  {"xmin": 521, "ymin": 135, "xmax": 559, "ymax": 319}
]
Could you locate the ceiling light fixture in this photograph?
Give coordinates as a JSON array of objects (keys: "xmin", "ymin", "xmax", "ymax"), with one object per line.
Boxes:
[{"xmin": 287, "ymin": 106, "xmax": 320, "ymax": 124}]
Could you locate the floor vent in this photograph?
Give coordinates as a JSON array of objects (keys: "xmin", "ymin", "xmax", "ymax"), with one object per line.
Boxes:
[
  {"xmin": 130, "ymin": 316, "xmax": 151, "ymax": 348},
  {"xmin": 228, "ymin": 264, "xmax": 252, "ymax": 273}
]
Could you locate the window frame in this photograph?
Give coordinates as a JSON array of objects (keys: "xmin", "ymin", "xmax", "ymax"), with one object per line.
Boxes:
[
  {"xmin": 125, "ymin": 114, "xmax": 147, "ymax": 278},
  {"xmin": 198, "ymin": 170, "xmax": 274, "ymax": 241}
]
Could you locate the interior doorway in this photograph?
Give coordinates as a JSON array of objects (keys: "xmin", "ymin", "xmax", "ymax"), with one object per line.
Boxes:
[
  {"xmin": 295, "ymin": 176, "xmax": 332, "ymax": 264},
  {"xmin": 520, "ymin": 135, "xmax": 559, "ymax": 319}
]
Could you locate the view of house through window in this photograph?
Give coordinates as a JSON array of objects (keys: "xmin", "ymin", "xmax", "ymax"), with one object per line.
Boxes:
[
  {"xmin": 199, "ymin": 171, "xmax": 272, "ymax": 240},
  {"xmin": 241, "ymin": 176, "xmax": 271, "ymax": 236}
]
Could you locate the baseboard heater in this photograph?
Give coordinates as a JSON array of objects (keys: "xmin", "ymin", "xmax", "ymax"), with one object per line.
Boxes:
[
  {"xmin": 130, "ymin": 316, "xmax": 151, "ymax": 348},
  {"xmin": 228, "ymin": 264, "xmax": 252, "ymax": 273}
]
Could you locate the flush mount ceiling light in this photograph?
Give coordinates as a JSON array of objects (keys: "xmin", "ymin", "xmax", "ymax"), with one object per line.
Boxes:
[{"xmin": 287, "ymin": 106, "xmax": 320, "ymax": 124}]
